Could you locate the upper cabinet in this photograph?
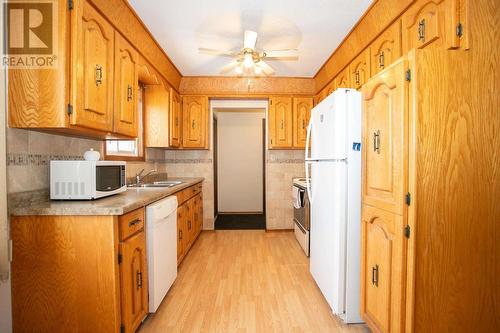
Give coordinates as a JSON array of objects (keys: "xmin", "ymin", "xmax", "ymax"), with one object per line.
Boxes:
[
  {"xmin": 334, "ymin": 66, "xmax": 352, "ymax": 89},
  {"xmin": 169, "ymin": 89, "xmax": 182, "ymax": 147},
  {"xmin": 401, "ymin": 0, "xmax": 460, "ymax": 52},
  {"xmin": 370, "ymin": 20, "xmax": 402, "ymax": 77},
  {"xmin": 350, "ymin": 49, "xmax": 371, "ymax": 90},
  {"xmin": 144, "ymin": 82, "xmax": 170, "ymax": 148},
  {"xmin": 268, "ymin": 96, "xmax": 293, "ymax": 149},
  {"xmin": 71, "ymin": 1, "xmax": 114, "ymax": 132},
  {"xmin": 8, "ymin": 0, "xmax": 142, "ymax": 139},
  {"xmin": 293, "ymin": 97, "xmax": 313, "ymax": 148},
  {"xmin": 182, "ymin": 96, "xmax": 209, "ymax": 149},
  {"xmin": 114, "ymin": 34, "xmax": 139, "ymax": 137}
]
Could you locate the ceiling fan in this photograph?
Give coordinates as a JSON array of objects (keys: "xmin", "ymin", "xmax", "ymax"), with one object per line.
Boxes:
[{"xmin": 198, "ymin": 30, "xmax": 299, "ymax": 76}]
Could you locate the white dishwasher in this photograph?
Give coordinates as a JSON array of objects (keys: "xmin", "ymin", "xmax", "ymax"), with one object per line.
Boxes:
[{"xmin": 146, "ymin": 195, "xmax": 178, "ymax": 312}]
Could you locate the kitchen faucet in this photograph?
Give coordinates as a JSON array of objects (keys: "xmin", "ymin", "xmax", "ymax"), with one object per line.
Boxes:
[{"xmin": 135, "ymin": 168, "xmax": 157, "ymax": 185}]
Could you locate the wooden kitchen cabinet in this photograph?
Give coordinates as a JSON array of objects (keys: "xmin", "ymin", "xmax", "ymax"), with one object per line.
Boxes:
[
  {"xmin": 176, "ymin": 184, "xmax": 204, "ymax": 265},
  {"xmin": 370, "ymin": 20, "xmax": 402, "ymax": 76},
  {"xmin": 177, "ymin": 204, "xmax": 187, "ymax": 262},
  {"xmin": 292, "ymin": 97, "xmax": 313, "ymax": 148},
  {"xmin": 360, "ymin": 204, "xmax": 406, "ymax": 333},
  {"xmin": 170, "ymin": 88, "xmax": 182, "ymax": 147},
  {"xmin": 361, "ymin": 58, "xmax": 406, "ymax": 216},
  {"xmin": 144, "ymin": 82, "xmax": 170, "ymax": 147},
  {"xmin": 401, "ymin": 0, "xmax": 460, "ymax": 53},
  {"xmin": 114, "ymin": 33, "xmax": 139, "ymax": 137},
  {"xmin": 349, "ymin": 49, "xmax": 371, "ymax": 90},
  {"xmin": 71, "ymin": 1, "xmax": 114, "ymax": 132},
  {"xmin": 182, "ymin": 95, "xmax": 209, "ymax": 148},
  {"xmin": 334, "ymin": 66, "xmax": 352, "ymax": 89},
  {"xmin": 268, "ymin": 96, "xmax": 293, "ymax": 148}
]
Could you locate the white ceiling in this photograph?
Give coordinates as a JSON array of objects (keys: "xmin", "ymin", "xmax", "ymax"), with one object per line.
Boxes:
[{"xmin": 128, "ymin": 0, "xmax": 372, "ymax": 77}]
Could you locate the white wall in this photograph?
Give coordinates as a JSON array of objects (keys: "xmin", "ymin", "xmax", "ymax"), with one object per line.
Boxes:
[{"xmin": 217, "ymin": 110, "xmax": 265, "ymax": 213}]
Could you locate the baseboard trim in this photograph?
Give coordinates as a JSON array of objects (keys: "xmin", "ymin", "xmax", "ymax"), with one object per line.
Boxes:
[
  {"xmin": 218, "ymin": 212, "xmax": 264, "ymax": 215},
  {"xmin": 265, "ymin": 229, "xmax": 294, "ymax": 232}
]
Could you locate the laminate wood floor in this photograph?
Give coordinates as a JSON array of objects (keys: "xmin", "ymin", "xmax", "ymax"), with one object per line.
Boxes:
[{"xmin": 139, "ymin": 230, "xmax": 370, "ymax": 333}]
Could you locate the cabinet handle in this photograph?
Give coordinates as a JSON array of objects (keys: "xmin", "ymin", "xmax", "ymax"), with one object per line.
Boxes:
[
  {"xmin": 373, "ymin": 130, "xmax": 381, "ymax": 154},
  {"xmin": 95, "ymin": 64, "xmax": 103, "ymax": 86},
  {"xmin": 280, "ymin": 119, "xmax": 284, "ymax": 129},
  {"xmin": 372, "ymin": 265, "xmax": 379, "ymax": 287},
  {"xmin": 127, "ymin": 85, "xmax": 133, "ymax": 101},
  {"xmin": 128, "ymin": 218, "xmax": 141, "ymax": 227},
  {"xmin": 136, "ymin": 271, "xmax": 142, "ymax": 289},
  {"xmin": 302, "ymin": 119, "xmax": 305, "ymax": 129},
  {"xmin": 378, "ymin": 51, "xmax": 385, "ymax": 69},
  {"xmin": 355, "ymin": 70, "xmax": 360, "ymax": 85},
  {"xmin": 179, "ymin": 230, "xmax": 182, "ymax": 240},
  {"xmin": 192, "ymin": 119, "xmax": 195, "ymax": 129},
  {"xmin": 418, "ymin": 19, "xmax": 426, "ymax": 42},
  {"xmin": 175, "ymin": 117, "xmax": 179, "ymax": 126},
  {"xmin": 188, "ymin": 220, "xmax": 191, "ymax": 230}
]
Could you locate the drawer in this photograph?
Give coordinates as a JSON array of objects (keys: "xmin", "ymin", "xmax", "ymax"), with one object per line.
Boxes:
[
  {"xmin": 119, "ymin": 207, "xmax": 145, "ymax": 241},
  {"xmin": 175, "ymin": 183, "xmax": 202, "ymax": 205}
]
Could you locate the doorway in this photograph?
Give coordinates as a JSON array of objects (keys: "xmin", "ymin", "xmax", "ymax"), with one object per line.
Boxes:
[{"xmin": 211, "ymin": 100, "xmax": 267, "ymax": 230}]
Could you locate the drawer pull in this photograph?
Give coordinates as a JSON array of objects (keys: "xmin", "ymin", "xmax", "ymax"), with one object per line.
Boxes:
[
  {"xmin": 128, "ymin": 218, "xmax": 141, "ymax": 227},
  {"xmin": 372, "ymin": 265, "xmax": 379, "ymax": 287}
]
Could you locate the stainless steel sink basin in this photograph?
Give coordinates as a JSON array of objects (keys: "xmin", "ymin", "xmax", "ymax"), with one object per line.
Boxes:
[{"xmin": 128, "ymin": 180, "xmax": 184, "ymax": 189}]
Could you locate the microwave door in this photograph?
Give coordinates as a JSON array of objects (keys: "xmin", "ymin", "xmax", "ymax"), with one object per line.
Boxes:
[{"xmin": 96, "ymin": 165, "xmax": 124, "ymax": 192}]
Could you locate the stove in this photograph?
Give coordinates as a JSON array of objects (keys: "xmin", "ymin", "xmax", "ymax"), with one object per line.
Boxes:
[{"xmin": 292, "ymin": 177, "xmax": 310, "ymax": 256}]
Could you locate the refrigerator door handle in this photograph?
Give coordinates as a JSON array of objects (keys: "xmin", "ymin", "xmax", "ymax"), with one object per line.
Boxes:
[
  {"xmin": 305, "ymin": 122, "xmax": 314, "ymax": 204},
  {"xmin": 305, "ymin": 121, "xmax": 312, "ymax": 161}
]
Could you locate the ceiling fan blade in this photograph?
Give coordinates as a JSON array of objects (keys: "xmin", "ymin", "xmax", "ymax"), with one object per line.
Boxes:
[
  {"xmin": 220, "ymin": 61, "xmax": 240, "ymax": 74},
  {"xmin": 198, "ymin": 48, "xmax": 238, "ymax": 57},
  {"xmin": 264, "ymin": 49, "xmax": 299, "ymax": 59},
  {"xmin": 243, "ymin": 30, "xmax": 258, "ymax": 50},
  {"xmin": 257, "ymin": 60, "xmax": 275, "ymax": 75}
]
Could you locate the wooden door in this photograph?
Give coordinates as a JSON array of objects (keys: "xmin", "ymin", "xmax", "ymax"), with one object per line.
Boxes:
[
  {"xmin": 177, "ymin": 204, "xmax": 185, "ymax": 263},
  {"xmin": 361, "ymin": 204, "xmax": 406, "ymax": 333},
  {"xmin": 334, "ymin": 67, "xmax": 351, "ymax": 89},
  {"xmin": 371, "ymin": 20, "xmax": 402, "ymax": 76},
  {"xmin": 268, "ymin": 97, "xmax": 293, "ymax": 148},
  {"xmin": 185, "ymin": 198, "xmax": 195, "ymax": 249},
  {"xmin": 114, "ymin": 33, "xmax": 138, "ymax": 137},
  {"xmin": 144, "ymin": 83, "xmax": 169, "ymax": 147},
  {"xmin": 292, "ymin": 97, "xmax": 313, "ymax": 148},
  {"xmin": 170, "ymin": 88, "xmax": 182, "ymax": 147},
  {"xmin": 182, "ymin": 96, "xmax": 208, "ymax": 148},
  {"xmin": 350, "ymin": 49, "xmax": 371, "ymax": 90},
  {"xmin": 401, "ymin": 0, "xmax": 460, "ymax": 53},
  {"xmin": 120, "ymin": 231, "xmax": 148, "ymax": 333},
  {"xmin": 362, "ymin": 58, "xmax": 407, "ymax": 215},
  {"xmin": 194, "ymin": 193, "xmax": 203, "ymax": 237},
  {"xmin": 71, "ymin": 1, "xmax": 114, "ymax": 132}
]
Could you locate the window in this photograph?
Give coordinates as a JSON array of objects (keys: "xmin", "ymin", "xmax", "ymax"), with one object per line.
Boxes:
[{"xmin": 104, "ymin": 85, "xmax": 145, "ymax": 160}]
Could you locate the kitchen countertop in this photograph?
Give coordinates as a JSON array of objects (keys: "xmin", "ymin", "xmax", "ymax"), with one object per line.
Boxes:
[{"xmin": 9, "ymin": 177, "xmax": 204, "ymax": 216}]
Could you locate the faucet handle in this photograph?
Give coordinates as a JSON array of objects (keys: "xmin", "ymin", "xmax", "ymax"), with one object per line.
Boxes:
[{"xmin": 136, "ymin": 168, "xmax": 145, "ymax": 177}]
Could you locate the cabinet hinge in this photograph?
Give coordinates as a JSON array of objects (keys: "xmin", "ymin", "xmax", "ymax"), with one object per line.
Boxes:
[
  {"xmin": 120, "ymin": 324, "xmax": 125, "ymax": 333},
  {"xmin": 404, "ymin": 225, "xmax": 411, "ymax": 239},
  {"xmin": 117, "ymin": 253, "xmax": 122, "ymax": 264},
  {"xmin": 67, "ymin": 104, "xmax": 73, "ymax": 115},
  {"xmin": 405, "ymin": 192, "xmax": 411, "ymax": 206},
  {"xmin": 68, "ymin": 0, "xmax": 73, "ymax": 10},
  {"xmin": 456, "ymin": 23, "xmax": 463, "ymax": 37},
  {"xmin": 405, "ymin": 69, "xmax": 411, "ymax": 82}
]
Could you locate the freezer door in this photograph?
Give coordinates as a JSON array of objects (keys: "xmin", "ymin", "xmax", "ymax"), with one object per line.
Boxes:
[
  {"xmin": 309, "ymin": 161, "xmax": 347, "ymax": 314},
  {"xmin": 309, "ymin": 91, "xmax": 347, "ymax": 160}
]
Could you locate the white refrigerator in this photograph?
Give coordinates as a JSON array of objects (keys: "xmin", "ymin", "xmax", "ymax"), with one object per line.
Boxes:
[{"xmin": 305, "ymin": 88, "xmax": 363, "ymax": 323}]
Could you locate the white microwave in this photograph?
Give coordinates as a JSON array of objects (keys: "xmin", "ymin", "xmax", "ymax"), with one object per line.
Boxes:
[{"xmin": 50, "ymin": 160, "xmax": 127, "ymax": 200}]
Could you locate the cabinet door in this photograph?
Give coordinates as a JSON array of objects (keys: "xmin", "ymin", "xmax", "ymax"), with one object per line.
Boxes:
[
  {"xmin": 169, "ymin": 88, "xmax": 182, "ymax": 147},
  {"xmin": 120, "ymin": 232, "xmax": 148, "ymax": 333},
  {"xmin": 182, "ymin": 96, "xmax": 208, "ymax": 148},
  {"xmin": 114, "ymin": 33, "xmax": 138, "ymax": 137},
  {"xmin": 186, "ymin": 198, "xmax": 195, "ymax": 249},
  {"xmin": 334, "ymin": 67, "xmax": 351, "ymax": 89},
  {"xmin": 144, "ymin": 83, "xmax": 169, "ymax": 147},
  {"xmin": 292, "ymin": 97, "xmax": 313, "ymax": 148},
  {"xmin": 371, "ymin": 20, "xmax": 402, "ymax": 77},
  {"xmin": 362, "ymin": 58, "xmax": 407, "ymax": 215},
  {"xmin": 268, "ymin": 97, "xmax": 293, "ymax": 148},
  {"xmin": 177, "ymin": 204, "xmax": 185, "ymax": 263},
  {"xmin": 360, "ymin": 205, "xmax": 406, "ymax": 333},
  {"xmin": 72, "ymin": 1, "xmax": 114, "ymax": 132},
  {"xmin": 350, "ymin": 49, "xmax": 371, "ymax": 90},
  {"xmin": 401, "ymin": 0, "xmax": 460, "ymax": 53},
  {"xmin": 195, "ymin": 193, "xmax": 203, "ymax": 237}
]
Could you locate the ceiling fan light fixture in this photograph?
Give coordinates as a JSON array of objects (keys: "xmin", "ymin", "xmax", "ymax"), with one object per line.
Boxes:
[{"xmin": 243, "ymin": 53, "xmax": 254, "ymax": 68}]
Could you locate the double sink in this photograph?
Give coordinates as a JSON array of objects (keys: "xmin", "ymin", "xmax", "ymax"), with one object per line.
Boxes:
[{"xmin": 128, "ymin": 180, "xmax": 184, "ymax": 189}]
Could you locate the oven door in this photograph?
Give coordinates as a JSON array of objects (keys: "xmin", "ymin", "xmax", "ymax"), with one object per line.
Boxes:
[
  {"xmin": 95, "ymin": 165, "xmax": 126, "ymax": 193},
  {"xmin": 293, "ymin": 186, "xmax": 309, "ymax": 231}
]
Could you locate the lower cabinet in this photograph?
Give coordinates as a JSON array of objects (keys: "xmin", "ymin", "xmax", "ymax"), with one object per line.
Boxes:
[
  {"xmin": 176, "ymin": 184, "xmax": 203, "ymax": 265},
  {"xmin": 360, "ymin": 204, "xmax": 406, "ymax": 333}
]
